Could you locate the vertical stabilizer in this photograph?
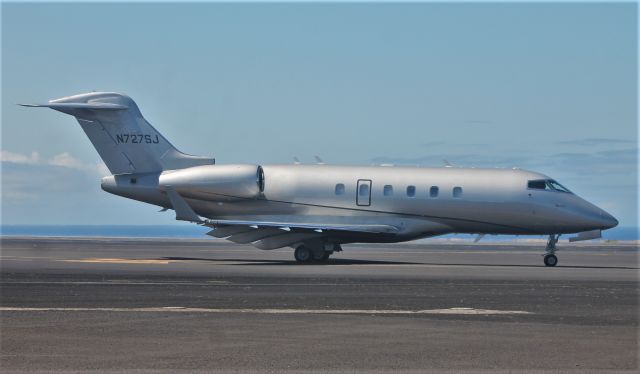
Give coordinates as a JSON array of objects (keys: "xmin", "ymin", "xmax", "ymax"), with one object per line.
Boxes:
[{"xmin": 21, "ymin": 92, "xmax": 214, "ymax": 174}]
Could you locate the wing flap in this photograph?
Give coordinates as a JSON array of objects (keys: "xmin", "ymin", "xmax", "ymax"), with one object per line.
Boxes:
[
  {"xmin": 227, "ymin": 228, "xmax": 287, "ymax": 244},
  {"xmin": 253, "ymin": 233, "xmax": 323, "ymax": 250},
  {"xmin": 206, "ymin": 226, "xmax": 254, "ymax": 238},
  {"xmin": 205, "ymin": 219, "xmax": 399, "ymax": 234}
]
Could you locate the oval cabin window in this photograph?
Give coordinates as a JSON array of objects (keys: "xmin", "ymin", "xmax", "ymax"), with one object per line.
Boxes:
[{"xmin": 453, "ymin": 186, "xmax": 463, "ymax": 198}]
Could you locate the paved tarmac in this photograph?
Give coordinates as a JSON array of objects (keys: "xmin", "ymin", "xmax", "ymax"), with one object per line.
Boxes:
[{"xmin": 1, "ymin": 237, "xmax": 638, "ymax": 373}]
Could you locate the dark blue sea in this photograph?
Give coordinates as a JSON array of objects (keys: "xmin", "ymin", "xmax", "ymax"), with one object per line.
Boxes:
[{"xmin": 1, "ymin": 225, "xmax": 637, "ymax": 241}]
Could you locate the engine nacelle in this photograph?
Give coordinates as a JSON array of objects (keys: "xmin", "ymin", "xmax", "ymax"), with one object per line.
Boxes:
[{"xmin": 159, "ymin": 164, "xmax": 264, "ymax": 201}]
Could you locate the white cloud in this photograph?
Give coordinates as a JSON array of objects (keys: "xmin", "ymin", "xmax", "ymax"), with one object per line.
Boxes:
[
  {"xmin": 1, "ymin": 151, "xmax": 110, "ymax": 208},
  {"xmin": 96, "ymin": 162, "xmax": 110, "ymax": 176},
  {"xmin": 1, "ymin": 150, "xmax": 108, "ymax": 177},
  {"xmin": 48, "ymin": 152, "xmax": 86, "ymax": 170},
  {"xmin": 0, "ymin": 150, "xmax": 40, "ymax": 164}
]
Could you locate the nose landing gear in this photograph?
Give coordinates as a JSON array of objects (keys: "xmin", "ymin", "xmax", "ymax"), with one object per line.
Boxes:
[{"xmin": 543, "ymin": 234, "xmax": 560, "ymax": 267}]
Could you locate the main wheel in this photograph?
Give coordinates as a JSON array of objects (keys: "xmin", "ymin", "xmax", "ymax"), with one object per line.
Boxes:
[
  {"xmin": 543, "ymin": 254, "xmax": 558, "ymax": 267},
  {"xmin": 294, "ymin": 246, "xmax": 314, "ymax": 263}
]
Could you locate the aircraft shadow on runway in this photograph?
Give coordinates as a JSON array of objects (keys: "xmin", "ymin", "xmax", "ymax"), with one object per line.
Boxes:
[
  {"xmin": 158, "ymin": 257, "xmax": 638, "ymax": 269},
  {"xmin": 160, "ymin": 257, "xmax": 416, "ymax": 266}
]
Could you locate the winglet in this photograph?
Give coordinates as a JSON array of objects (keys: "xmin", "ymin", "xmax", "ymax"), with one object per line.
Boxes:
[
  {"xmin": 164, "ymin": 186, "xmax": 202, "ymax": 223},
  {"xmin": 18, "ymin": 103, "xmax": 48, "ymax": 107},
  {"xmin": 19, "ymin": 102, "xmax": 127, "ymax": 110}
]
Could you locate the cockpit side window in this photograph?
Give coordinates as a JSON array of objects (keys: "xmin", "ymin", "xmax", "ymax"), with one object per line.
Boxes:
[
  {"xmin": 547, "ymin": 180, "xmax": 571, "ymax": 193},
  {"xmin": 527, "ymin": 179, "xmax": 572, "ymax": 193},
  {"xmin": 527, "ymin": 180, "xmax": 549, "ymax": 190}
]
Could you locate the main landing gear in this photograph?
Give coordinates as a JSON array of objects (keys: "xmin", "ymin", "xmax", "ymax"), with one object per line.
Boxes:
[
  {"xmin": 294, "ymin": 245, "xmax": 332, "ymax": 264},
  {"xmin": 543, "ymin": 234, "xmax": 560, "ymax": 267}
]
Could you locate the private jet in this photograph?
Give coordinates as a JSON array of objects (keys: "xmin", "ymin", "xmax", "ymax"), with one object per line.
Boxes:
[{"xmin": 22, "ymin": 92, "xmax": 618, "ymax": 266}]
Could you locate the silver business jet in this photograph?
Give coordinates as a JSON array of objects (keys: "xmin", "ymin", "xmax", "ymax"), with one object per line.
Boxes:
[{"xmin": 22, "ymin": 92, "xmax": 618, "ymax": 266}]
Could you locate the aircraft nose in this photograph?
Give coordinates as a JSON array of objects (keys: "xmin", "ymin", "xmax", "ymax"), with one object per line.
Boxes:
[
  {"xmin": 573, "ymin": 198, "xmax": 619, "ymax": 231},
  {"xmin": 598, "ymin": 211, "xmax": 618, "ymax": 230}
]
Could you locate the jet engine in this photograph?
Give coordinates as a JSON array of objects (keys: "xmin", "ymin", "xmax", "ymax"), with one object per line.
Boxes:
[{"xmin": 159, "ymin": 164, "xmax": 264, "ymax": 201}]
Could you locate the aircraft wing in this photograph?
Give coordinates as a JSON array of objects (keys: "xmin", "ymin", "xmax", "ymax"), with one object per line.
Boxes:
[
  {"xmin": 206, "ymin": 219, "xmax": 399, "ymax": 234},
  {"xmin": 163, "ymin": 186, "xmax": 399, "ymax": 249},
  {"xmin": 204, "ymin": 220, "xmax": 399, "ymax": 249}
]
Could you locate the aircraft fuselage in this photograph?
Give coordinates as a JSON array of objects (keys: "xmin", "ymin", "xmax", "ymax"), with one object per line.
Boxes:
[{"xmin": 101, "ymin": 163, "xmax": 618, "ymax": 244}]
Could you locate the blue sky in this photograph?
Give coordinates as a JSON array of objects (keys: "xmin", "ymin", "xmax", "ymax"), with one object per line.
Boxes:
[{"xmin": 1, "ymin": 2, "xmax": 637, "ymax": 228}]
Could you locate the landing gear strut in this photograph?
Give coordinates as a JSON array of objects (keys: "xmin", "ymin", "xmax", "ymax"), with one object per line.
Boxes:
[{"xmin": 543, "ymin": 234, "xmax": 560, "ymax": 267}]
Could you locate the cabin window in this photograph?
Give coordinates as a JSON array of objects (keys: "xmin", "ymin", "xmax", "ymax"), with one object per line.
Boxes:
[
  {"xmin": 406, "ymin": 185, "xmax": 416, "ymax": 197},
  {"xmin": 130, "ymin": 177, "xmax": 137, "ymax": 184},
  {"xmin": 430, "ymin": 186, "xmax": 439, "ymax": 198},
  {"xmin": 335, "ymin": 183, "xmax": 345, "ymax": 195},
  {"xmin": 359, "ymin": 183, "xmax": 370, "ymax": 197},
  {"xmin": 383, "ymin": 185, "xmax": 393, "ymax": 196},
  {"xmin": 453, "ymin": 186, "xmax": 463, "ymax": 198}
]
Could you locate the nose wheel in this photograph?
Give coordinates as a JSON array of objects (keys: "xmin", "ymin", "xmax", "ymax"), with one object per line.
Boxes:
[{"xmin": 543, "ymin": 234, "xmax": 560, "ymax": 267}]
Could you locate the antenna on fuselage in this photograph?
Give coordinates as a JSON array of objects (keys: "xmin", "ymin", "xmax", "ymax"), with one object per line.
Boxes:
[
  {"xmin": 443, "ymin": 159, "xmax": 453, "ymax": 168},
  {"xmin": 293, "ymin": 157, "xmax": 301, "ymax": 165},
  {"xmin": 314, "ymin": 155, "xmax": 326, "ymax": 165}
]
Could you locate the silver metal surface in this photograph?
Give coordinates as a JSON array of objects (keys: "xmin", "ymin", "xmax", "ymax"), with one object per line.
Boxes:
[{"xmin": 25, "ymin": 92, "xmax": 619, "ymax": 253}]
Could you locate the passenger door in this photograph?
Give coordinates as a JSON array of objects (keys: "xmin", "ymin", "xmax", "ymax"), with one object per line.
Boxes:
[{"xmin": 356, "ymin": 179, "xmax": 372, "ymax": 206}]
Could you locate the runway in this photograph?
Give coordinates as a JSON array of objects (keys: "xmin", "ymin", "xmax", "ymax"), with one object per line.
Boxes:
[{"xmin": 1, "ymin": 237, "xmax": 638, "ymax": 373}]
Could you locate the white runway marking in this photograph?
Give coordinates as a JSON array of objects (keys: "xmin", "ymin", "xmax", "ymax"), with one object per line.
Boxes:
[
  {"xmin": 0, "ymin": 281, "xmax": 531, "ymax": 287},
  {"xmin": 0, "ymin": 307, "xmax": 532, "ymax": 315}
]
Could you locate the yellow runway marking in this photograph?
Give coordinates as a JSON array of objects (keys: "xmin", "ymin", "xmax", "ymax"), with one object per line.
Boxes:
[{"xmin": 60, "ymin": 258, "xmax": 171, "ymax": 264}]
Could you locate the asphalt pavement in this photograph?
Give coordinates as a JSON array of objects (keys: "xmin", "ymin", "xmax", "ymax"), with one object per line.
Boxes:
[{"xmin": 1, "ymin": 237, "xmax": 637, "ymax": 373}]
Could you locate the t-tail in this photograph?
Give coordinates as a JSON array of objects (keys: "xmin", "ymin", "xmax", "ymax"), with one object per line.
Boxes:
[{"xmin": 21, "ymin": 92, "xmax": 214, "ymax": 175}]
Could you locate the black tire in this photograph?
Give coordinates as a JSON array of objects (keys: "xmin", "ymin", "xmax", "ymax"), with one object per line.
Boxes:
[
  {"xmin": 543, "ymin": 254, "xmax": 558, "ymax": 267},
  {"xmin": 294, "ymin": 246, "xmax": 314, "ymax": 263}
]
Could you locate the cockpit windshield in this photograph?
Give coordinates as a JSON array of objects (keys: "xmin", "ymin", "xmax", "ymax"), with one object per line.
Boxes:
[{"xmin": 527, "ymin": 179, "xmax": 572, "ymax": 193}]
